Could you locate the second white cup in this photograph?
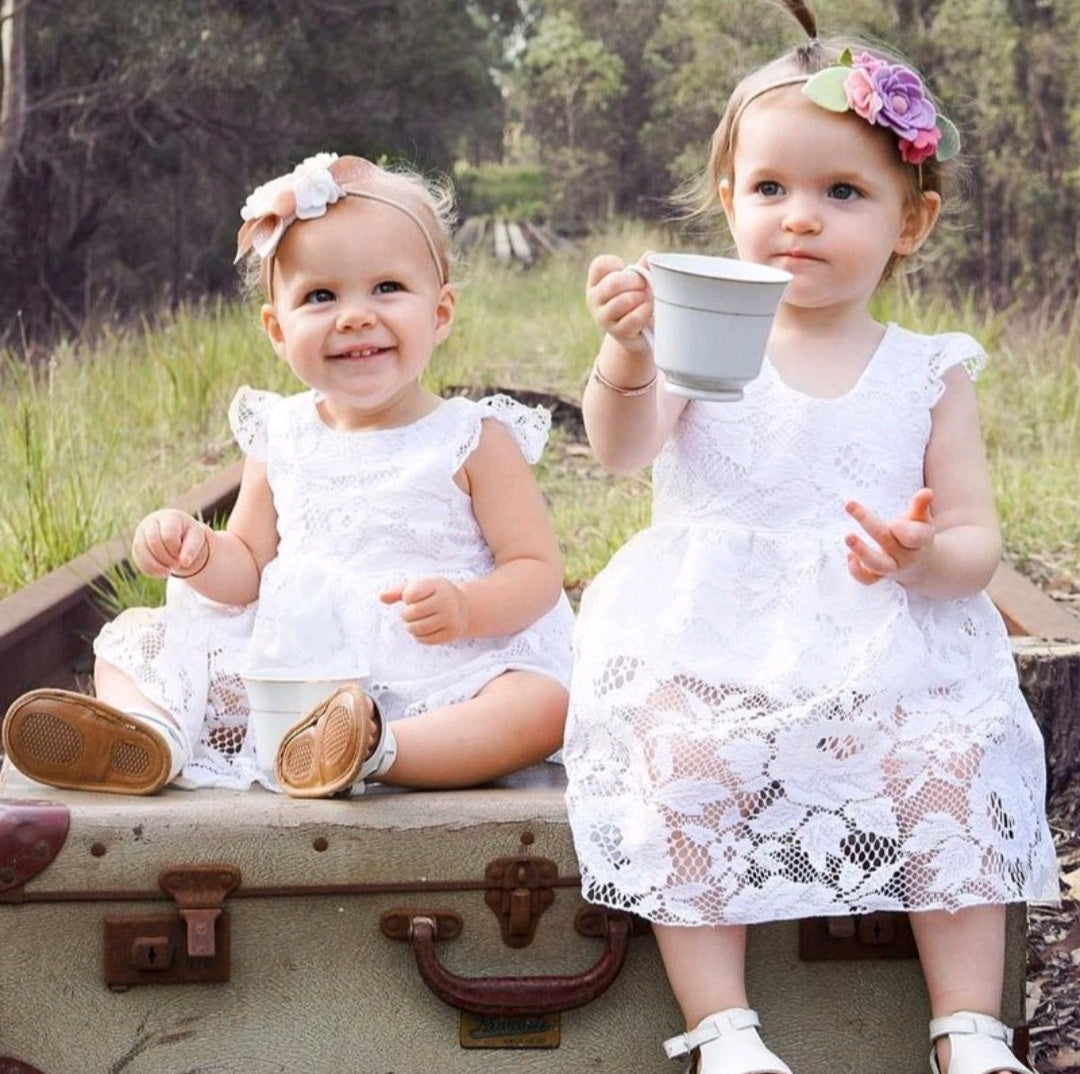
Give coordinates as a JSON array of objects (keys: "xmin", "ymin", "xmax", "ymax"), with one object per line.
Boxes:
[{"xmin": 242, "ymin": 670, "xmax": 362, "ymax": 779}]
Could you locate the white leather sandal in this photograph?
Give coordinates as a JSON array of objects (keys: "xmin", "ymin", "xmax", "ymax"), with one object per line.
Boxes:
[
  {"xmin": 663, "ymin": 1007, "xmax": 793, "ymax": 1074},
  {"xmin": 929, "ymin": 1011, "xmax": 1035, "ymax": 1074}
]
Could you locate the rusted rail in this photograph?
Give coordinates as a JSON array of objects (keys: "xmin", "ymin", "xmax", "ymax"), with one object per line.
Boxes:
[{"xmin": 0, "ymin": 459, "xmax": 1077, "ymax": 718}]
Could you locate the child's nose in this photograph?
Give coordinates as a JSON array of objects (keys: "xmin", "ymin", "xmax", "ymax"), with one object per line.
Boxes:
[
  {"xmin": 782, "ymin": 198, "xmax": 822, "ymax": 233},
  {"xmin": 336, "ymin": 303, "xmax": 376, "ymax": 331}
]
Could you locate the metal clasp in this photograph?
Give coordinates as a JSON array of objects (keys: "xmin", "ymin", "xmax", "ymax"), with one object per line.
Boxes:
[
  {"xmin": 104, "ymin": 864, "xmax": 240, "ymax": 987},
  {"xmin": 484, "ymin": 856, "xmax": 557, "ymax": 948}
]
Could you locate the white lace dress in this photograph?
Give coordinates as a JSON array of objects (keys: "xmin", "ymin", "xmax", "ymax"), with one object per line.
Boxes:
[
  {"xmin": 563, "ymin": 324, "xmax": 1058, "ymax": 925},
  {"xmin": 95, "ymin": 391, "xmax": 575, "ymax": 789}
]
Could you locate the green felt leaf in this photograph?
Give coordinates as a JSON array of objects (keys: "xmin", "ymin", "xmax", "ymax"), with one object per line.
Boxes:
[
  {"xmin": 837, "ymin": 47, "xmax": 853, "ymax": 68},
  {"xmin": 935, "ymin": 116, "xmax": 961, "ymax": 161},
  {"xmin": 802, "ymin": 67, "xmax": 850, "ymax": 113}
]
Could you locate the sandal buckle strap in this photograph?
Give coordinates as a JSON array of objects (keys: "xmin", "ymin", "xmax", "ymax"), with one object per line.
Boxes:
[
  {"xmin": 929, "ymin": 1011, "xmax": 1012, "ymax": 1045},
  {"xmin": 663, "ymin": 1007, "xmax": 761, "ymax": 1059}
]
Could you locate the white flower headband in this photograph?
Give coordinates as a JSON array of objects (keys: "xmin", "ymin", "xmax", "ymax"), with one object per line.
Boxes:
[{"xmin": 235, "ymin": 153, "xmax": 447, "ymax": 289}]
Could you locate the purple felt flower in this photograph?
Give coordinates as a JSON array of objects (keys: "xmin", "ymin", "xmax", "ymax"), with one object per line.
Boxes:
[{"xmin": 870, "ymin": 65, "xmax": 938, "ymax": 142}]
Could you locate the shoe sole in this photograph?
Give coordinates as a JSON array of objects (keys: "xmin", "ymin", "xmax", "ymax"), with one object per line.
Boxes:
[
  {"xmin": 2, "ymin": 689, "xmax": 171, "ymax": 795},
  {"xmin": 275, "ymin": 687, "xmax": 370, "ymax": 798}
]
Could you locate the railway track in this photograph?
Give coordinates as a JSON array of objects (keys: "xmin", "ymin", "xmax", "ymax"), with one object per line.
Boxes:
[
  {"xmin": 1, "ymin": 460, "xmax": 1078, "ymax": 719},
  {"xmin": 0, "ymin": 462, "xmax": 242, "ymax": 714}
]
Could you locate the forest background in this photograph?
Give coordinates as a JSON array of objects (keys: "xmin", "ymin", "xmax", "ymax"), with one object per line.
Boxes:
[{"xmin": 1, "ymin": 0, "xmax": 1078, "ymax": 348}]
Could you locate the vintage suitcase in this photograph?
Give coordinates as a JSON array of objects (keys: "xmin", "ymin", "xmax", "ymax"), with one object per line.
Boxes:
[{"xmin": 0, "ymin": 764, "xmax": 1027, "ymax": 1074}]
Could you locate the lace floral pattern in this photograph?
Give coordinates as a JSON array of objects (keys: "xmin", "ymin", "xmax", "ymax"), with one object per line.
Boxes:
[
  {"xmin": 96, "ymin": 391, "xmax": 573, "ymax": 790},
  {"xmin": 563, "ymin": 324, "xmax": 1058, "ymax": 925}
]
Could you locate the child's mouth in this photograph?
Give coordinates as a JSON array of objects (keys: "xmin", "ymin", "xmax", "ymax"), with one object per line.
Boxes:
[{"xmin": 331, "ymin": 346, "xmax": 385, "ymax": 360}]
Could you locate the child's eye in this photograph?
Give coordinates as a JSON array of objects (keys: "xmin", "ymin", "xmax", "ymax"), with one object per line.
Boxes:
[
  {"xmin": 304, "ymin": 288, "xmax": 335, "ymax": 305},
  {"xmin": 829, "ymin": 183, "xmax": 862, "ymax": 201},
  {"xmin": 755, "ymin": 180, "xmax": 784, "ymax": 197},
  {"xmin": 374, "ymin": 280, "xmax": 404, "ymax": 294}
]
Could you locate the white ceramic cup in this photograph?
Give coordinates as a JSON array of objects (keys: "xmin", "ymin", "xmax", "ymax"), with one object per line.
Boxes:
[
  {"xmin": 241, "ymin": 670, "xmax": 361, "ymax": 776},
  {"xmin": 630, "ymin": 253, "xmax": 792, "ymax": 401}
]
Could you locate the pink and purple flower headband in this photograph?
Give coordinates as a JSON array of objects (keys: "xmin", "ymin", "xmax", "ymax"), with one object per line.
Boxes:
[{"xmin": 802, "ymin": 49, "xmax": 960, "ymax": 165}]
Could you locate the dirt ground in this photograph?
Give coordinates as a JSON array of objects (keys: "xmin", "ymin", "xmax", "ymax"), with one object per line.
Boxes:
[{"xmin": 1027, "ymin": 780, "xmax": 1080, "ymax": 1072}]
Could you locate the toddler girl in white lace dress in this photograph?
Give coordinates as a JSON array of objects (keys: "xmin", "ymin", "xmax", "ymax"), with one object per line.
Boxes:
[
  {"xmin": 4, "ymin": 153, "xmax": 573, "ymax": 800},
  {"xmin": 562, "ymin": 4, "xmax": 1056, "ymax": 1074}
]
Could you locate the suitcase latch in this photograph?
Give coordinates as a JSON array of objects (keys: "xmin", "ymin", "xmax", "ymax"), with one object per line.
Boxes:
[
  {"xmin": 104, "ymin": 864, "xmax": 241, "ymax": 988},
  {"xmin": 484, "ymin": 856, "xmax": 557, "ymax": 948}
]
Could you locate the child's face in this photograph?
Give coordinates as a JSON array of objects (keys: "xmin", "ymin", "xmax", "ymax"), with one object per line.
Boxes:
[
  {"xmin": 721, "ymin": 90, "xmax": 939, "ymax": 316},
  {"xmin": 261, "ymin": 196, "xmax": 454, "ymax": 429}
]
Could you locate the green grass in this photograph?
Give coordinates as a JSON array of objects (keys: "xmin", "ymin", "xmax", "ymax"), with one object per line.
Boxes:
[
  {"xmin": 454, "ymin": 163, "xmax": 550, "ymax": 220},
  {"xmin": 1, "ymin": 222, "xmax": 1077, "ymax": 606}
]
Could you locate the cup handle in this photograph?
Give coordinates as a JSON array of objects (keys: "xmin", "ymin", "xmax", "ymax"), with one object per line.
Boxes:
[{"xmin": 624, "ymin": 263, "xmax": 654, "ymax": 349}]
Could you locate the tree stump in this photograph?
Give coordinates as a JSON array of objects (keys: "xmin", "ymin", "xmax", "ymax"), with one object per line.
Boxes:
[{"xmin": 1013, "ymin": 638, "xmax": 1080, "ymax": 812}]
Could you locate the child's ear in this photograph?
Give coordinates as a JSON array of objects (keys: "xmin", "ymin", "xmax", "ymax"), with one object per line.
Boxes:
[
  {"xmin": 896, "ymin": 190, "xmax": 942, "ymax": 255},
  {"xmin": 260, "ymin": 303, "xmax": 287, "ymax": 358},
  {"xmin": 433, "ymin": 284, "xmax": 456, "ymax": 345},
  {"xmin": 719, "ymin": 178, "xmax": 735, "ymax": 227}
]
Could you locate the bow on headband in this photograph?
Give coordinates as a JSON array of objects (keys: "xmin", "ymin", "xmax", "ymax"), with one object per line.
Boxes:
[{"xmin": 235, "ymin": 153, "xmax": 377, "ymax": 263}]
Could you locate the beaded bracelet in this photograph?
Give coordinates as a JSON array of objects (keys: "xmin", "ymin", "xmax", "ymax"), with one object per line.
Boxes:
[
  {"xmin": 590, "ymin": 363, "xmax": 658, "ymax": 397},
  {"xmin": 170, "ymin": 537, "xmax": 212, "ymax": 580}
]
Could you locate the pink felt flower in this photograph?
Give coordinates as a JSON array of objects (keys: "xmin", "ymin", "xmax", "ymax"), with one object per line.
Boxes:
[
  {"xmin": 899, "ymin": 127, "xmax": 942, "ymax": 165},
  {"xmin": 845, "ymin": 67, "xmax": 882, "ymax": 124},
  {"xmin": 852, "ymin": 51, "xmax": 888, "ymax": 76}
]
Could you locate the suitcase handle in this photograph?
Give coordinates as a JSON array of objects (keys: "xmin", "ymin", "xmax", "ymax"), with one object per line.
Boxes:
[{"xmin": 387, "ymin": 906, "xmax": 636, "ymax": 1016}]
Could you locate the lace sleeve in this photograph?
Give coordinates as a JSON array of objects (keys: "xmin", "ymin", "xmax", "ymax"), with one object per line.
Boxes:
[
  {"xmin": 928, "ymin": 332, "xmax": 987, "ymax": 405},
  {"xmin": 227, "ymin": 387, "xmax": 280, "ymax": 460},
  {"xmin": 473, "ymin": 394, "xmax": 553, "ymax": 464}
]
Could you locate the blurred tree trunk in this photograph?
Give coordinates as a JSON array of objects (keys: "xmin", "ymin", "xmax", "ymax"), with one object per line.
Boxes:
[{"xmin": 0, "ymin": 0, "xmax": 27, "ymax": 205}]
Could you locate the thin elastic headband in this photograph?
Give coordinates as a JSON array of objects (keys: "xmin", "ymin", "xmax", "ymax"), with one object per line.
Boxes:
[
  {"xmin": 729, "ymin": 74, "xmax": 811, "ymax": 135},
  {"xmin": 339, "ymin": 190, "xmax": 446, "ymax": 288}
]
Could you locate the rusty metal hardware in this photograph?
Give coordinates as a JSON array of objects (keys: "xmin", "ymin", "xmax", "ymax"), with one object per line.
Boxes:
[
  {"xmin": 380, "ymin": 909, "xmax": 463, "ymax": 942},
  {"xmin": 381, "ymin": 905, "xmax": 639, "ymax": 1016},
  {"xmin": 798, "ymin": 911, "xmax": 918, "ymax": 960},
  {"xmin": 0, "ymin": 799, "xmax": 70, "ymax": 896},
  {"xmin": 104, "ymin": 864, "xmax": 240, "ymax": 988},
  {"xmin": 483, "ymin": 855, "xmax": 557, "ymax": 948}
]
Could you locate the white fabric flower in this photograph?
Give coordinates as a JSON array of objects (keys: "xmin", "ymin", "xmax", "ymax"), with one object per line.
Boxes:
[
  {"xmin": 291, "ymin": 153, "xmax": 345, "ymax": 219},
  {"xmin": 236, "ymin": 152, "xmax": 347, "ymax": 261}
]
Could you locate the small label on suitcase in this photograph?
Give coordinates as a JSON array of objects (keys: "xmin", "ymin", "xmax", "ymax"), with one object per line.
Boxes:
[{"xmin": 459, "ymin": 1012, "xmax": 560, "ymax": 1049}]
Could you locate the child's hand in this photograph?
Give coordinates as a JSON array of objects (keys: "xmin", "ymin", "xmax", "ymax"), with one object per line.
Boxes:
[
  {"xmin": 132, "ymin": 509, "xmax": 212, "ymax": 578},
  {"xmin": 844, "ymin": 489, "xmax": 935, "ymax": 586},
  {"xmin": 380, "ymin": 576, "xmax": 470, "ymax": 645},
  {"xmin": 586, "ymin": 254, "xmax": 653, "ymax": 351}
]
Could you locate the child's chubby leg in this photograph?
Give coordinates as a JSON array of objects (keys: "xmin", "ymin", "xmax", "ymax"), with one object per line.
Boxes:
[
  {"xmin": 1, "ymin": 659, "xmax": 191, "ymax": 795},
  {"xmin": 653, "ymin": 924, "xmax": 792, "ymax": 1074},
  {"xmin": 910, "ymin": 904, "xmax": 1033, "ymax": 1074},
  {"xmin": 275, "ymin": 670, "xmax": 567, "ymax": 797},
  {"xmin": 382, "ymin": 670, "xmax": 567, "ymax": 787}
]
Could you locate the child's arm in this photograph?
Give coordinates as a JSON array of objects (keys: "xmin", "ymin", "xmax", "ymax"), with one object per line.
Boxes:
[
  {"xmin": 844, "ymin": 366, "xmax": 1002, "ymax": 597},
  {"xmin": 582, "ymin": 254, "xmax": 687, "ymax": 472},
  {"xmin": 380, "ymin": 420, "xmax": 564, "ymax": 645},
  {"xmin": 132, "ymin": 457, "xmax": 279, "ymax": 606}
]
